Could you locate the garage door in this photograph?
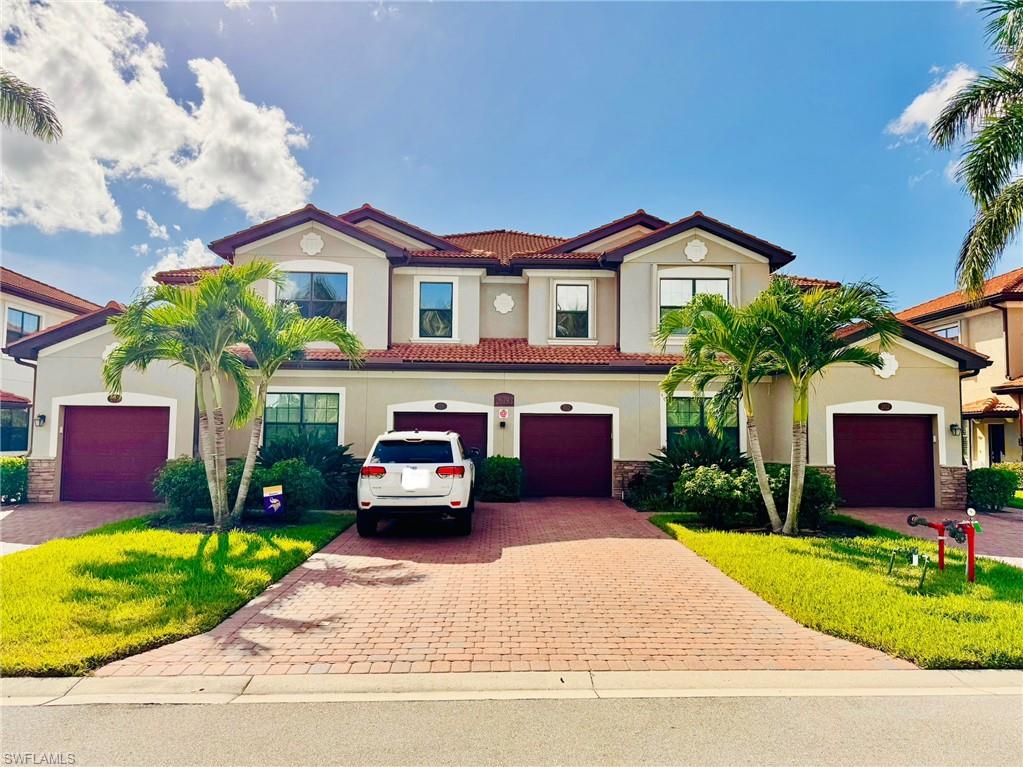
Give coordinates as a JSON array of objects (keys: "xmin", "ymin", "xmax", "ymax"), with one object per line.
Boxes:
[
  {"xmin": 392, "ymin": 411, "xmax": 488, "ymax": 457},
  {"xmin": 61, "ymin": 406, "xmax": 170, "ymax": 502},
  {"xmin": 520, "ymin": 414, "xmax": 612, "ymax": 497},
  {"xmin": 833, "ymin": 415, "xmax": 934, "ymax": 507}
]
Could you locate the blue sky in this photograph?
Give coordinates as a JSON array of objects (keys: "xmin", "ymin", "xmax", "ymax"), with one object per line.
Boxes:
[{"xmin": 3, "ymin": 1, "xmax": 1021, "ymax": 309}]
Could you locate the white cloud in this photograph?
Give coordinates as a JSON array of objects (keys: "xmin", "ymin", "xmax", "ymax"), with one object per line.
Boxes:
[
  {"xmin": 1, "ymin": 1, "xmax": 314, "ymax": 235},
  {"xmin": 269, "ymin": 5, "xmax": 278, "ymax": 23},
  {"xmin": 136, "ymin": 208, "xmax": 169, "ymax": 240},
  {"xmin": 132, "ymin": 242, "xmax": 150, "ymax": 257},
  {"xmin": 886, "ymin": 64, "xmax": 978, "ymax": 140},
  {"xmin": 140, "ymin": 238, "xmax": 219, "ymax": 287},
  {"xmin": 908, "ymin": 169, "xmax": 935, "ymax": 188},
  {"xmin": 224, "ymin": 0, "xmax": 250, "ymax": 9},
  {"xmin": 371, "ymin": 1, "xmax": 400, "ymax": 21}
]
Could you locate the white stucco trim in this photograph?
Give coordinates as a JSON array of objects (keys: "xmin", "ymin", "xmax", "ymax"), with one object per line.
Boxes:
[
  {"xmin": 522, "ymin": 269, "xmax": 615, "ymax": 279},
  {"xmin": 825, "ymin": 399, "xmax": 947, "ymax": 466},
  {"xmin": 622, "ymin": 228, "xmax": 771, "ymax": 264},
  {"xmin": 235, "ymin": 221, "xmax": 388, "ymax": 259},
  {"xmin": 264, "ymin": 385, "xmax": 346, "ymax": 447},
  {"xmin": 658, "ymin": 390, "xmax": 748, "ymax": 454},
  {"xmin": 385, "ymin": 399, "xmax": 494, "ymax": 455},
  {"xmin": 48, "ymin": 392, "xmax": 178, "ymax": 459},
  {"xmin": 847, "ymin": 335, "xmax": 958, "ymax": 368},
  {"xmin": 549, "ymin": 278, "xmax": 596, "ymax": 342},
  {"xmin": 36, "ymin": 325, "xmax": 113, "ymax": 359},
  {"xmin": 512, "ymin": 401, "xmax": 620, "ymax": 459},
  {"xmin": 411, "ymin": 275, "xmax": 460, "ymax": 342},
  {"xmin": 394, "ymin": 267, "xmax": 486, "ymax": 277},
  {"xmin": 481, "ymin": 276, "xmax": 527, "ymax": 284},
  {"xmin": 271, "ymin": 261, "xmax": 355, "ymax": 335}
]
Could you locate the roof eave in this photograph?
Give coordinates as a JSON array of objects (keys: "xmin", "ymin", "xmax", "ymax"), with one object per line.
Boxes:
[
  {"xmin": 841, "ymin": 322, "xmax": 992, "ymax": 373},
  {"xmin": 899, "ymin": 291, "xmax": 1023, "ymax": 325},
  {"xmin": 0, "ymin": 284, "xmax": 100, "ymax": 315},
  {"xmin": 4, "ymin": 303, "xmax": 123, "ymax": 361},
  {"xmin": 338, "ymin": 206, "xmax": 461, "ymax": 252}
]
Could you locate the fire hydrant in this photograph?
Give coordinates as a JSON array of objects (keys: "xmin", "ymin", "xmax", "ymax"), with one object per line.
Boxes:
[{"xmin": 906, "ymin": 509, "xmax": 982, "ymax": 582}]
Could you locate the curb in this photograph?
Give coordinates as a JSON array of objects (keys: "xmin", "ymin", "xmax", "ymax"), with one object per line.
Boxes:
[{"xmin": 2, "ymin": 670, "xmax": 1020, "ymax": 706}]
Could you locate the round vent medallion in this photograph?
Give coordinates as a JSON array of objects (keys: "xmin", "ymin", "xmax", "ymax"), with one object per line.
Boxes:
[
  {"xmin": 684, "ymin": 239, "xmax": 708, "ymax": 262},
  {"xmin": 878, "ymin": 402, "xmax": 893, "ymax": 412},
  {"xmin": 493, "ymin": 293, "xmax": 515, "ymax": 314},
  {"xmin": 300, "ymin": 232, "xmax": 324, "ymax": 256},
  {"xmin": 873, "ymin": 351, "xmax": 899, "ymax": 380},
  {"xmin": 434, "ymin": 402, "xmax": 448, "ymax": 411},
  {"xmin": 559, "ymin": 403, "xmax": 574, "ymax": 412}
]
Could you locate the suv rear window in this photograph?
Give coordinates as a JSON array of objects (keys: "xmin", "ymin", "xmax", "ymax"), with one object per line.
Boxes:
[{"xmin": 372, "ymin": 440, "xmax": 454, "ymax": 464}]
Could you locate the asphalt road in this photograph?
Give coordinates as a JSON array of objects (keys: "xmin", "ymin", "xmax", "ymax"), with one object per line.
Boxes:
[{"xmin": 2, "ymin": 695, "xmax": 1021, "ymax": 767}]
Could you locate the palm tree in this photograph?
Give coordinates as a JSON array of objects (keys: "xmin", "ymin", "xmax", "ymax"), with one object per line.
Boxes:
[
  {"xmin": 657, "ymin": 293, "xmax": 784, "ymax": 532},
  {"xmin": 103, "ymin": 261, "xmax": 277, "ymax": 527},
  {"xmin": 760, "ymin": 279, "xmax": 900, "ymax": 534},
  {"xmin": 931, "ymin": 0, "xmax": 1023, "ymax": 296},
  {"xmin": 230, "ymin": 297, "xmax": 364, "ymax": 521},
  {"xmin": 0, "ymin": 69, "xmax": 62, "ymax": 142}
]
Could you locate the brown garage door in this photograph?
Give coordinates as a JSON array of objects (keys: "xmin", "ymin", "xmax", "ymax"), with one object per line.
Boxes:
[
  {"xmin": 520, "ymin": 414, "xmax": 612, "ymax": 497},
  {"xmin": 392, "ymin": 411, "xmax": 488, "ymax": 457},
  {"xmin": 61, "ymin": 406, "xmax": 170, "ymax": 502},
  {"xmin": 833, "ymin": 415, "xmax": 934, "ymax": 507}
]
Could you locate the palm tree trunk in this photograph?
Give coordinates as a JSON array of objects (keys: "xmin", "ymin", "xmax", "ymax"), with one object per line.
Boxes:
[
  {"xmin": 231, "ymin": 379, "xmax": 267, "ymax": 522},
  {"xmin": 195, "ymin": 374, "xmax": 220, "ymax": 523},
  {"xmin": 782, "ymin": 383, "xmax": 810, "ymax": 535},
  {"xmin": 209, "ymin": 375, "xmax": 229, "ymax": 528},
  {"xmin": 747, "ymin": 415, "xmax": 782, "ymax": 532}
]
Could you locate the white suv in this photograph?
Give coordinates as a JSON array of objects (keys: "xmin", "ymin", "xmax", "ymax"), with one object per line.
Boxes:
[{"xmin": 356, "ymin": 430, "xmax": 476, "ymax": 537}]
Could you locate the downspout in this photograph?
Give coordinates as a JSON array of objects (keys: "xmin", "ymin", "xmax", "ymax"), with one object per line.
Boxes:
[
  {"xmin": 994, "ymin": 303, "xmax": 1011, "ymax": 379},
  {"xmin": 12, "ymin": 356, "xmax": 38, "ymax": 455}
]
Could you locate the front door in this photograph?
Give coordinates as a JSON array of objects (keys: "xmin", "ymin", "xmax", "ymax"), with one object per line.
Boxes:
[{"xmin": 989, "ymin": 424, "xmax": 1006, "ymax": 465}]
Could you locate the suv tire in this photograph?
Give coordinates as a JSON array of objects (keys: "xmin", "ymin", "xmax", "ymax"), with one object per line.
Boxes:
[
  {"xmin": 356, "ymin": 509, "xmax": 378, "ymax": 537},
  {"xmin": 454, "ymin": 508, "xmax": 472, "ymax": 536}
]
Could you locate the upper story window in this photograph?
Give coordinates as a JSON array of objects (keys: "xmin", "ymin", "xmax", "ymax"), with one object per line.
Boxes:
[
  {"xmin": 931, "ymin": 322, "xmax": 961, "ymax": 342},
  {"xmin": 554, "ymin": 283, "xmax": 590, "ymax": 338},
  {"xmin": 418, "ymin": 281, "xmax": 454, "ymax": 339},
  {"xmin": 6, "ymin": 308, "xmax": 40, "ymax": 344},
  {"xmin": 658, "ymin": 277, "xmax": 730, "ymax": 322},
  {"xmin": 279, "ymin": 272, "xmax": 348, "ymax": 323}
]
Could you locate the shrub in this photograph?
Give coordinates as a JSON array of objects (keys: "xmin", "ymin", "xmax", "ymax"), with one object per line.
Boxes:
[
  {"xmin": 0, "ymin": 456, "xmax": 28, "ymax": 504},
  {"xmin": 967, "ymin": 467, "xmax": 1018, "ymax": 512},
  {"xmin": 623, "ymin": 470, "xmax": 669, "ymax": 510},
  {"xmin": 259, "ymin": 433, "xmax": 359, "ymax": 509},
  {"xmin": 759, "ymin": 463, "xmax": 839, "ymax": 531},
  {"xmin": 152, "ymin": 458, "xmax": 212, "ymax": 520},
  {"xmin": 232, "ymin": 458, "xmax": 326, "ymax": 521},
  {"xmin": 994, "ymin": 462, "xmax": 1023, "ymax": 490},
  {"xmin": 673, "ymin": 464, "xmax": 759, "ymax": 528},
  {"xmin": 646, "ymin": 432, "xmax": 751, "ymax": 506},
  {"xmin": 477, "ymin": 456, "xmax": 522, "ymax": 502}
]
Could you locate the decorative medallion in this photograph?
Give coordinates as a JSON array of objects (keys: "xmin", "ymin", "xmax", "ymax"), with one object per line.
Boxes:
[
  {"xmin": 101, "ymin": 342, "xmax": 120, "ymax": 361},
  {"xmin": 874, "ymin": 351, "xmax": 899, "ymax": 380},
  {"xmin": 684, "ymin": 238, "xmax": 708, "ymax": 262},
  {"xmin": 300, "ymin": 232, "xmax": 324, "ymax": 256},
  {"xmin": 493, "ymin": 292, "xmax": 515, "ymax": 314}
]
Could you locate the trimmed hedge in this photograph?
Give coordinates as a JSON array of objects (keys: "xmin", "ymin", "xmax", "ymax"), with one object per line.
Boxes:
[
  {"xmin": 477, "ymin": 456, "xmax": 522, "ymax": 502},
  {"xmin": 967, "ymin": 467, "xmax": 1018, "ymax": 512},
  {"xmin": 0, "ymin": 456, "xmax": 28, "ymax": 504},
  {"xmin": 994, "ymin": 462, "xmax": 1023, "ymax": 490}
]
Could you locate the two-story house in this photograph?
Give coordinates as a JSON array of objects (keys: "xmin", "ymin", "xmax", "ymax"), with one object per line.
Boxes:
[
  {"xmin": 0, "ymin": 268, "xmax": 100, "ymax": 455},
  {"xmin": 899, "ymin": 267, "xmax": 1023, "ymax": 467},
  {"xmin": 8, "ymin": 204, "xmax": 988, "ymax": 509}
]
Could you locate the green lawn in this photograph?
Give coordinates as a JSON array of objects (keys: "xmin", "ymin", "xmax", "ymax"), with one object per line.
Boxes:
[
  {"xmin": 1008, "ymin": 490, "xmax": 1023, "ymax": 510},
  {"xmin": 650, "ymin": 513, "xmax": 1023, "ymax": 669},
  {"xmin": 0, "ymin": 512, "xmax": 354, "ymax": 676}
]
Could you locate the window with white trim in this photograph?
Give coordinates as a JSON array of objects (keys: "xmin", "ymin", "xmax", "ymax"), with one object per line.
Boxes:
[
  {"xmin": 6, "ymin": 308, "xmax": 40, "ymax": 344},
  {"xmin": 278, "ymin": 272, "xmax": 348, "ymax": 323},
  {"xmin": 931, "ymin": 322, "xmax": 961, "ymax": 342},
  {"xmin": 665, "ymin": 396, "xmax": 739, "ymax": 451},
  {"xmin": 418, "ymin": 281, "xmax": 454, "ymax": 338},
  {"xmin": 554, "ymin": 282, "xmax": 591, "ymax": 339},
  {"xmin": 264, "ymin": 392, "xmax": 340, "ymax": 446},
  {"xmin": 658, "ymin": 277, "xmax": 730, "ymax": 324},
  {"xmin": 0, "ymin": 408, "xmax": 29, "ymax": 451}
]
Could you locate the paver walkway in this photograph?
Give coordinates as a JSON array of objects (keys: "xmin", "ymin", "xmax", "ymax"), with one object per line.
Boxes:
[
  {"xmin": 841, "ymin": 507, "xmax": 1023, "ymax": 561},
  {"xmin": 0, "ymin": 501, "xmax": 158, "ymax": 554},
  {"xmin": 100, "ymin": 499, "xmax": 910, "ymax": 676}
]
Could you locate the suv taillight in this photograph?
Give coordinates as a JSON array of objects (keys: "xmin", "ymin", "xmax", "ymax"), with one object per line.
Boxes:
[
  {"xmin": 360, "ymin": 465, "xmax": 386, "ymax": 477},
  {"xmin": 436, "ymin": 466, "xmax": 465, "ymax": 478}
]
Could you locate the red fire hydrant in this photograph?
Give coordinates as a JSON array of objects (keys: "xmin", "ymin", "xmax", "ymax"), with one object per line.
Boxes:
[{"xmin": 906, "ymin": 510, "xmax": 980, "ymax": 583}]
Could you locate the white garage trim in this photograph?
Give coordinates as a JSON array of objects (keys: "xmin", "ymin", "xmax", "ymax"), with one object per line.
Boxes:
[
  {"xmin": 825, "ymin": 400, "xmax": 946, "ymax": 465},
  {"xmin": 658, "ymin": 390, "xmax": 748, "ymax": 454},
  {"xmin": 386, "ymin": 399, "xmax": 493, "ymax": 455},
  {"xmin": 265, "ymin": 386, "xmax": 346, "ymax": 447},
  {"xmin": 513, "ymin": 401, "xmax": 620, "ymax": 459},
  {"xmin": 49, "ymin": 392, "xmax": 177, "ymax": 459}
]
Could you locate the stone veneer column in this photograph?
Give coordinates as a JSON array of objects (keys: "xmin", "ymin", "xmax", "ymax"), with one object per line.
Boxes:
[
  {"xmin": 810, "ymin": 465, "xmax": 836, "ymax": 480},
  {"xmin": 939, "ymin": 465, "xmax": 967, "ymax": 510},
  {"xmin": 612, "ymin": 460, "xmax": 651, "ymax": 499},
  {"xmin": 27, "ymin": 458, "xmax": 56, "ymax": 503}
]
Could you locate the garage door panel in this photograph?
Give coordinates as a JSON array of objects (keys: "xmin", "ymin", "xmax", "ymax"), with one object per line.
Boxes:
[
  {"xmin": 61, "ymin": 406, "xmax": 170, "ymax": 502},
  {"xmin": 833, "ymin": 415, "xmax": 934, "ymax": 507},
  {"xmin": 392, "ymin": 411, "xmax": 488, "ymax": 457},
  {"xmin": 520, "ymin": 414, "xmax": 612, "ymax": 497}
]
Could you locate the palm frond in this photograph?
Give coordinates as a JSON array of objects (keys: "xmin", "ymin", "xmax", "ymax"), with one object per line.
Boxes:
[
  {"xmin": 957, "ymin": 176, "xmax": 1023, "ymax": 296},
  {"xmin": 957, "ymin": 103, "xmax": 1023, "ymax": 207},
  {"xmin": 0, "ymin": 69, "xmax": 62, "ymax": 142},
  {"xmin": 930, "ymin": 66, "xmax": 1022, "ymax": 149},
  {"xmin": 983, "ymin": 0, "xmax": 1023, "ymax": 60}
]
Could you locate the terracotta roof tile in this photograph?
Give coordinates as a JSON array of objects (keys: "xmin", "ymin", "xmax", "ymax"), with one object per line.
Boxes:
[
  {"xmin": 774, "ymin": 273, "xmax": 841, "ymax": 290},
  {"xmin": 898, "ymin": 267, "xmax": 1023, "ymax": 322},
  {"xmin": 962, "ymin": 396, "xmax": 1019, "ymax": 417},
  {"xmin": 992, "ymin": 376, "xmax": 1023, "ymax": 394},
  {"xmin": 0, "ymin": 390, "xmax": 32, "ymax": 407},
  {"xmin": 442, "ymin": 230, "xmax": 569, "ymax": 257},
  {"xmin": 153, "ymin": 266, "xmax": 222, "ymax": 285},
  {"xmin": 0, "ymin": 267, "xmax": 101, "ymax": 314}
]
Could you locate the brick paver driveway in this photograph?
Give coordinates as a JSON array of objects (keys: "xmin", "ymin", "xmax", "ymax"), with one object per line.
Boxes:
[
  {"xmin": 0, "ymin": 501, "xmax": 158, "ymax": 554},
  {"xmin": 100, "ymin": 499, "xmax": 909, "ymax": 676}
]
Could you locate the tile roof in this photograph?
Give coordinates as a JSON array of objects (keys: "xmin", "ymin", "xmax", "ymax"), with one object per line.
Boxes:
[
  {"xmin": 962, "ymin": 396, "xmax": 1019, "ymax": 417},
  {"xmin": 442, "ymin": 230, "xmax": 569, "ymax": 257},
  {"xmin": 153, "ymin": 266, "xmax": 221, "ymax": 285},
  {"xmin": 0, "ymin": 267, "xmax": 101, "ymax": 314},
  {"xmin": 3, "ymin": 301, "xmax": 125, "ymax": 359},
  {"xmin": 337, "ymin": 203, "xmax": 462, "ymax": 251},
  {"xmin": 992, "ymin": 376, "xmax": 1023, "ymax": 394},
  {"xmin": 898, "ymin": 267, "xmax": 1023, "ymax": 322},
  {"xmin": 774, "ymin": 273, "xmax": 841, "ymax": 290},
  {"xmin": 0, "ymin": 390, "xmax": 32, "ymax": 407}
]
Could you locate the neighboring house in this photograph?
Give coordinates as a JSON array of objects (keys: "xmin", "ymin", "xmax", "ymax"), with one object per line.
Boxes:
[
  {"xmin": 8, "ymin": 204, "xmax": 988, "ymax": 509},
  {"xmin": 0, "ymin": 268, "xmax": 100, "ymax": 455},
  {"xmin": 899, "ymin": 267, "xmax": 1023, "ymax": 468}
]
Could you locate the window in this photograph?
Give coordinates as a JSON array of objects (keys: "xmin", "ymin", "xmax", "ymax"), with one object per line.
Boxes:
[
  {"xmin": 932, "ymin": 323, "xmax": 961, "ymax": 342},
  {"xmin": 418, "ymin": 281, "xmax": 454, "ymax": 338},
  {"xmin": 6, "ymin": 308, "xmax": 40, "ymax": 344},
  {"xmin": 264, "ymin": 392, "xmax": 339, "ymax": 446},
  {"xmin": 371, "ymin": 439, "xmax": 454, "ymax": 464},
  {"xmin": 555, "ymin": 283, "xmax": 590, "ymax": 338},
  {"xmin": 665, "ymin": 396, "xmax": 739, "ymax": 451},
  {"xmin": 0, "ymin": 409, "xmax": 30, "ymax": 452},
  {"xmin": 659, "ymin": 278, "xmax": 730, "ymax": 324},
  {"xmin": 278, "ymin": 272, "xmax": 348, "ymax": 323}
]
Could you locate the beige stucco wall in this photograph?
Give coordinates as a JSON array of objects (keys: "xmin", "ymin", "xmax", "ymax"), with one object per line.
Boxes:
[
  {"xmin": 522, "ymin": 272, "xmax": 617, "ymax": 346},
  {"xmin": 1, "ymin": 292, "xmax": 79, "ymax": 401},
  {"xmin": 618, "ymin": 231, "xmax": 773, "ymax": 354},
  {"xmin": 233, "ymin": 223, "xmax": 392, "ymax": 350},
  {"xmin": 480, "ymin": 282, "xmax": 529, "ymax": 338},
  {"xmin": 390, "ymin": 271, "xmax": 482, "ymax": 344}
]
